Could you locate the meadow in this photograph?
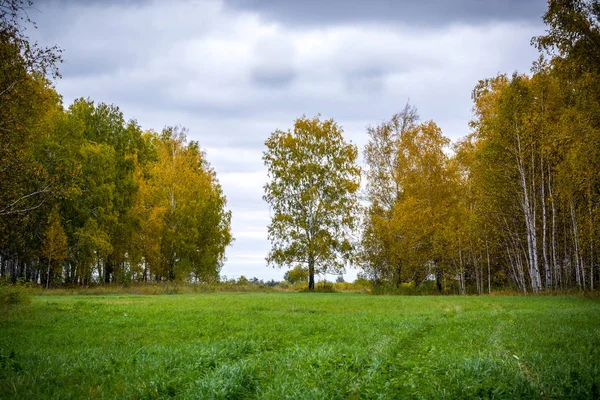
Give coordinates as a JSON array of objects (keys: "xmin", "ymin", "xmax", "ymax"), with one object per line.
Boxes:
[{"xmin": 1, "ymin": 293, "xmax": 599, "ymax": 399}]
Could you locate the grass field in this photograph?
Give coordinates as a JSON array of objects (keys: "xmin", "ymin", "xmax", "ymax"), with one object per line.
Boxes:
[{"xmin": 1, "ymin": 293, "xmax": 599, "ymax": 399}]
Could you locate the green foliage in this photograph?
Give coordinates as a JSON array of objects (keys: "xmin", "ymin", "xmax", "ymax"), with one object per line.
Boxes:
[
  {"xmin": 1, "ymin": 3, "xmax": 232, "ymax": 287},
  {"xmin": 263, "ymin": 115, "xmax": 360, "ymax": 290},
  {"xmin": 0, "ymin": 0, "xmax": 62, "ymax": 237},
  {"xmin": 42, "ymin": 207, "xmax": 68, "ymax": 287},
  {"xmin": 283, "ymin": 265, "xmax": 308, "ymax": 284},
  {"xmin": 0, "ymin": 80, "xmax": 231, "ymax": 287},
  {"xmin": 0, "ymin": 285, "xmax": 30, "ymax": 306},
  {"xmin": 0, "ymin": 294, "xmax": 598, "ymax": 398}
]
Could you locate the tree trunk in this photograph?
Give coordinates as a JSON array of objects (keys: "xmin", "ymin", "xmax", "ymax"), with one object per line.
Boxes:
[
  {"xmin": 541, "ymin": 156, "xmax": 551, "ymax": 289},
  {"xmin": 472, "ymin": 249, "xmax": 481, "ymax": 294},
  {"xmin": 143, "ymin": 261, "xmax": 148, "ymax": 282},
  {"xmin": 515, "ymin": 134, "xmax": 541, "ymax": 292},
  {"xmin": 486, "ymin": 239, "xmax": 491, "ymax": 294},
  {"xmin": 458, "ymin": 238, "xmax": 465, "ymax": 295},
  {"xmin": 434, "ymin": 259, "xmax": 442, "ymax": 292},
  {"xmin": 563, "ymin": 211, "xmax": 570, "ymax": 288},
  {"xmin": 570, "ymin": 198, "xmax": 583, "ymax": 289},
  {"xmin": 97, "ymin": 255, "xmax": 102, "ymax": 283},
  {"xmin": 549, "ymin": 165, "xmax": 559, "ymax": 289},
  {"xmin": 394, "ymin": 264, "xmax": 402, "ymax": 289},
  {"xmin": 46, "ymin": 259, "xmax": 51, "ymax": 289},
  {"xmin": 168, "ymin": 244, "xmax": 176, "ymax": 281},
  {"xmin": 308, "ymin": 255, "xmax": 315, "ymax": 291},
  {"xmin": 516, "ymin": 249, "xmax": 527, "ymax": 294},
  {"xmin": 104, "ymin": 257, "xmax": 113, "ymax": 284},
  {"xmin": 169, "ymin": 258, "xmax": 175, "ymax": 281}
]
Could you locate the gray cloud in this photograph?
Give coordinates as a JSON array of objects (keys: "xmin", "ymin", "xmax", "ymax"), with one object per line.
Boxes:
[
  {"xmin": 251, "ymin": 35, "xmax": 296, "ymax": 87},
  {"xmin": 344, "ymin": 67, "xmax": 385, "ymax": 93},
  {"xmin": 224, "ymin": 0, "xmax": 547, "ymax": 27},
  {"xmin": 251, "ymin": 66, "xmax": 296, "ymax": 87}
]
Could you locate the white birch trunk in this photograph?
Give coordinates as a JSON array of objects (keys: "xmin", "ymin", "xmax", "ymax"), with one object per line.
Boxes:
[
  {"xmin": 540, "ymin": 156, "xmax": 551, "ymax": 289},
  {"xmin": 548, "ymin": 165, "xmax": 559, "ymax": 289},
  {"xmin": 570, "ymin": 199, "xmax": 583, "ymax": 288},
  {"xmin": 515, "ymin": 133, "xmax": 541, "ymax": 292}
]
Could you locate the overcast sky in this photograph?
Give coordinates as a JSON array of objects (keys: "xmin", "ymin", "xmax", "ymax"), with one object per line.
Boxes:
[{"xmin": 31, "ymin": 0, "xmax": 548, "ymax": 282}]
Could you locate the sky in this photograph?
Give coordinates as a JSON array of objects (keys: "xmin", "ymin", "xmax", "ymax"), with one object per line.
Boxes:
[{"xmin": 31, "ymin": 0, "xmax": 548, "ymax": 282}]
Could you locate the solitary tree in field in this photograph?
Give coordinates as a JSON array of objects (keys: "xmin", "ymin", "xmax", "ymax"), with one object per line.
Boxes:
[{"xmin": 263, "ymin": 115, "xmax": 360, "ymax": 290}]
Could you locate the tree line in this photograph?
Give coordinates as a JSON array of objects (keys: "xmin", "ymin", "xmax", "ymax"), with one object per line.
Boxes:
[
  {"xmin": 0, "ymin": 0, "xmax": 232, "ymax": 286},
  {"xmin": 264, "ymin": 0, "xmax": 600, "ymax": 293},
  {"xmin": 2, "ymin": 0, "xmax": 599, "ymax": 292}
]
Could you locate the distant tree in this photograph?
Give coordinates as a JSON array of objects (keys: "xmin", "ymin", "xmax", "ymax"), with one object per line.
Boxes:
[
  {"xmin": 283, "ymin": 265, "xmax": 308, "ymax": 284},
  {"xmin": 336, "ymin": 274, "xmax": 345, "ymax": 283},
  {"xmin": 264, "ymin": 279, "xmax": 280, "ymax": 287},
  {"xmin": 353, "ymin": 272, "xmax": 372, "ymax": 288},
  {"xmin": 263, "ymin": 115, "xmax": 360, "ymax": 290},
  {"xmin": 249, "ymin": 277, "xmax": 261, "ymax": 285}
]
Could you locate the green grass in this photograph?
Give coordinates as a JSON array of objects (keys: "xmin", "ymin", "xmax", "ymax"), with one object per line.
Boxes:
[{"xmin": 1, "ymin": 293, "xmax": 599, "ymax": 399}]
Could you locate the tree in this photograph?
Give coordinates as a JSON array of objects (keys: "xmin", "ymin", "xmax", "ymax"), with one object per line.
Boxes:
[
  {"xmin": 360, "ymin": 103, "xmax": 419, "ymax": 286},
  {"xmin": 42, "ymin": 207, "xmax": 67, "ymax": 288},
  {"xmin": 263, "ymin": 115, "xmax": 360, "ymax": 291},
  {"xmin": 0, "ymin": 0, "xmax": 63, "ymax": 285},
  {"xmin": 0, "ymin": 2, "xmax": 235, "ymax": 286},
  {"xmin": 0, "ymin": 0, "xmax": 62, "ymax": 217},
  {"xmin": 361, "ymin": 106, "xmax": 456, "ymax": 291},
  {"xmin": 283, "ymin": 265, "xmax": 308, "ymax": 284},
  {"xmin": 133, "ymin": 127, "xmax": 232, "ymax": 282},
  {"xmin": 534, "ymin": 0, "xmax": 600, "ymax": 74},
  {"xmin": 534, "ymin": 0, "xmax": 600, "ymax": 291}
]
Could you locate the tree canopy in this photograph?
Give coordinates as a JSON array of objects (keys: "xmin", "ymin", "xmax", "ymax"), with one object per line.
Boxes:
[
  {"xmin": 263, "ymin": 116, "xmax": 360, "ymax": 290},
  {"xmin": 357, "ymin": 0, "xmax": 600, "ymax": 293},
  {"xmin": 0, "ymin": 2, "xmax": 232, "ymax": 285}
]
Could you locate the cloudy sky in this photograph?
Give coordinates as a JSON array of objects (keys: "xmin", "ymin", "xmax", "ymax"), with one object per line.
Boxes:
[{"xmin": 31, "ymin": 0, "xmax": 548, "ymax": 281}]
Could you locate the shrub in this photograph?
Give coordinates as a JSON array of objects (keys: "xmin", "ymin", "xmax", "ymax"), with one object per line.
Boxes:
[
  {"xmin": 0, "ymin": 286, "xmax": 31, "ymax": 306},
  {"xmin": 277, "ymin": 281, "xmax": 291, "ymax": 290},
  {"xmin": 315, "ymin": 280, "xmax": 335, "ymax": 292}
]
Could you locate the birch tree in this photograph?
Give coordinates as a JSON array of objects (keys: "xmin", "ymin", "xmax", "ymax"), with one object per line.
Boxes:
[{"xmin": 263, "ymin": 115, "xmax": 360, "ymax": 291}]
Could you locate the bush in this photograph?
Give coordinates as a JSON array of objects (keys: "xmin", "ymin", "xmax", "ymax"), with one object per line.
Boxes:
[
  {"xmin": 0, "ymin": 286, "xmax": 31, "ymax": 306},
  {"xmin": 315, "ymin": 280, "xmax": 335, "ymax": 292},
  {"xmin": 277, "ymin": 281, "xmax": 291, "ymax": 290},
  {"xmin": 333, "ymin": 281, "xmax": 353, "ymax": 291},
  {"xmin": 352, "ymin": 278, "xmax": 372, "ymax": 290}
]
